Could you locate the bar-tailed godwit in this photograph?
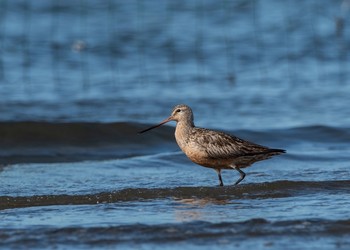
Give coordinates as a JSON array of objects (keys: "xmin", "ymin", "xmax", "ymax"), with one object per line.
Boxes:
[{"xmin": 139, "ymin": 104, "xmax": 285, "ymax": 186}]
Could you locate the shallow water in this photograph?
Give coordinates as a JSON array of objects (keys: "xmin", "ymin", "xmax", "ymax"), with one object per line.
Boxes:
[
  {"xmin": 1, "ymin": 123, "xmax": 350, "ymax": 249},
  {"xmin": 1, "ymin": 0, "xmax": 350, "ymax": 249}
]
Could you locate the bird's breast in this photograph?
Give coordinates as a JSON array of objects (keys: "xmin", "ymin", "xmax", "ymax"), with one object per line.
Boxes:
[{"xmin": 174, "ymin": 136, "xmax": 215, "ymax": 167}]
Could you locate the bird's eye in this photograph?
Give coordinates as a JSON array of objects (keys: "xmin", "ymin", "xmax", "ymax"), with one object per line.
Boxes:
[{"xmin": 176, "ymin": 109, "xmax": 181, "ymax": 113}]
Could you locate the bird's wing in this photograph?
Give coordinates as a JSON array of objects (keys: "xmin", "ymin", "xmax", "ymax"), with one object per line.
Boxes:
[{"xmin": 191, "ymin": 128, "xmax": 270, "ymax": 159}]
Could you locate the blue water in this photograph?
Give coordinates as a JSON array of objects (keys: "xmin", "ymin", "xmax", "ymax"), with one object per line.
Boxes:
[
  {"xmin": 0, "ymin": 0, "xmax": 349, "ymax": 128},
  {"xmin": 1, "ymin": 0, "xmax": 350, "ymax": 249}
]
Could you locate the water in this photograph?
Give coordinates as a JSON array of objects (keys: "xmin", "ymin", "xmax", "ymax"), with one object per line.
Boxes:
[{"xmin": 1, "ymin": 0, "xmax": 350, "ymax": 249}]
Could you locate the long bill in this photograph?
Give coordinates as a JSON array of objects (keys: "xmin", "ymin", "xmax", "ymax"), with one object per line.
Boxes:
[{"xmin": 138, "ymin": 116, "xmax": 173, "ymax": 133}]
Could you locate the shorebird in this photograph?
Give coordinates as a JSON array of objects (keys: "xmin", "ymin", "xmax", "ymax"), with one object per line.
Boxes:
[{"xmin": 139, "ymin": 104, "xmax": 285, "ymax": 186}]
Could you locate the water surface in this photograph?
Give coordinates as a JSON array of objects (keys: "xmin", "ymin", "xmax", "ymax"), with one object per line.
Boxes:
[{"xmin": 1, "ymin": 0, "xmax": 350, "ymax": 249}]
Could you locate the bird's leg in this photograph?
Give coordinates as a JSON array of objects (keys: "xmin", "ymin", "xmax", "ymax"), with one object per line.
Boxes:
[
  {"xmin": 234, "ymin": 167, "xmax": 246, "ymax": 185},
  {"xmin": 215, "ymin": 169, "xmax": 224, "ymax": 186},
  {"xmin": 229, "ymin": 165, "xmax": 246, "ymax": 185}
]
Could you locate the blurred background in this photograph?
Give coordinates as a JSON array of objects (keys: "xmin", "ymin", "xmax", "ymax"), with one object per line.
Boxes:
[{"xmin": 1, "ymin": 0, "xmax": 350, "ymax": 130}]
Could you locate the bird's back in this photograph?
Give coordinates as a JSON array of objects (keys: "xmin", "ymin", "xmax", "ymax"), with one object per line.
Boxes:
[{"xmin": 180, "ymin": 127, "xmax": 285, "ymax": 168}]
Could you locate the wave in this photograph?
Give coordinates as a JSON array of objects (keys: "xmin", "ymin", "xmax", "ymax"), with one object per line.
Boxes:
[
  {"xmin": 0, "ymin": 122, "xmax": 349, "ymax": 164},
  {"xmin": 0, "ymin": 121, "xmax": 175, "ymax": 164},
  {"xmin": 1, "ymin": 180, "xmax": 349, "ymax": 210},
  {"xmin": 1, "ymin": 218, "xmax": 350, "ymax": 247}
]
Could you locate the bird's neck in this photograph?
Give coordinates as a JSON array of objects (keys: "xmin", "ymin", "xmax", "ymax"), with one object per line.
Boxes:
[
  {"xmin": 175, "ymin": 120, "xmax": 194, "ymax": 149},
  {"xmin": 177, "ymin": 119, "xmax": 194, "ymax": 131}
]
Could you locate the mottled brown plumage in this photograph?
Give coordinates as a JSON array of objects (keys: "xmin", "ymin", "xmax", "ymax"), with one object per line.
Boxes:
[{"xmin": 139, "ymin": 104, "xmax": 285, "ymax": 186}]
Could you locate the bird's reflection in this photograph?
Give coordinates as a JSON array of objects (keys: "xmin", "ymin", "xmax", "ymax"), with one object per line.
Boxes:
[{"xmin": 173, "ymin": 197, "xmax": 233, "ymax": 222}]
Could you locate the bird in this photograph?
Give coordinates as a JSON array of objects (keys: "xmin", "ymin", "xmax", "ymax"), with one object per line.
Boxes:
[{"xmin": 139, "ymin": 104, "xmax": 285, "ymax": 186}]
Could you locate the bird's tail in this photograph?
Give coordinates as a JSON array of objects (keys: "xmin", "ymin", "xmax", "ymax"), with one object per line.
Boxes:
[{"xmin": 267, "ymin": 148, "xmax": 286, "ymax": 154}]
